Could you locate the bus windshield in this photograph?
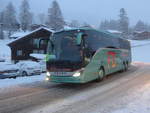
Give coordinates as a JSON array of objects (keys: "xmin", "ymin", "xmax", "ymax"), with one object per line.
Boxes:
[{"xmin": 47, "ymin": 32, "xmax": 82, "ymax": 63}]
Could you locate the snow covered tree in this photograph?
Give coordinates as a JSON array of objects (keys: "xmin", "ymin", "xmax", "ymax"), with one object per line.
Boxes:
[
  {"xmin": 0, "ymin": 12, "xmax": 4, "ymax": 40},
  {"xmin": 69, "ymin": 20, "xmax": 80, "ymax": 28},
  {"xmin": 99, "ymin": 20, "xmax": 109, "ymax": 30},
  {"xmin": 0, "ymin": 12, "xmax": 4, "ymax": 39},
  {"xmin": 109, "ymin": 20, "xmax": 119, "ymax": 30},
  {"xmin": 119, "ymin": 8, "xmax": 129, "ymax": 35},
  {"xmin": 38, "ymin": 13, "xmax": 46, "ymax": 25},
  {"xmin": 19, "ymin": 0, "xmax": 33, "ymax": 31},
  {"xmin": 99, "ymin": 20, "xmax": 119, "ymax": 30},
  {"xmin": 47, "ymin": 0, "xmax": 65, "ymax": 31},
  {"xmin": 82, "ymin": 22, "xmax": 92, "ymax": 28},
  {"xmin": 134, "ymin": 20, "xmax": 148, "ymax": 32},
  {"xmin": 3, "ymin": 2, "xmax": 18, "ymax": 37}
]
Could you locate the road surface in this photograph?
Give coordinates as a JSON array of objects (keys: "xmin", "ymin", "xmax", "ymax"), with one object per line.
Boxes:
[{"xmin": 0, "ymin": 62, "xmax": 150, "ymax": 113}]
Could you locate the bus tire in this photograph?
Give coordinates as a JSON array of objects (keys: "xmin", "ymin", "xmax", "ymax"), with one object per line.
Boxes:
[
  {"xmin": 96, "ymin": 68, "xmax": 105, "ymax": 82},
  {"xmin": 125, "ymin": 62, "xmax": 129, "ymax": 71},
  {"xmin": 22, "ymin": 71, "xmax": 28, "ymax": 76},
  {"xmin": 123, "ymin": 62, "xmax": 128, "ymax": 71}
]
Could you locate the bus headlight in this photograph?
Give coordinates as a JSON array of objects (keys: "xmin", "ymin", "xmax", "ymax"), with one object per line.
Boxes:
[
  {"xmin": 45, "ymin": 77, "xmax": 50, "ymax": 81},
  {"xmin": 73, "ymin": 72, "xmax": 81, "ymax": 77},
  {"xmin": 46, "ymin": 72, "xmax": 51, "ymax": 76}
]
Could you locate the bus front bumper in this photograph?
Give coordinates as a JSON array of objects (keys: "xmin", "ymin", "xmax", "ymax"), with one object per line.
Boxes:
[{"xmin": 45, "ymin": 75, "xmax": 85, "ymax": 83}]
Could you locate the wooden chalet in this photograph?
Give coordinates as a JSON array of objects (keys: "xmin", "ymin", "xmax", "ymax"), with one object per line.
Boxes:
[
  {"xmin": 133, "ymin": 31, "xmax": 150, "ymax": 40},
  {"xmin": 8, "ymin": 27, "xmax": 54, "ymax": 63}
]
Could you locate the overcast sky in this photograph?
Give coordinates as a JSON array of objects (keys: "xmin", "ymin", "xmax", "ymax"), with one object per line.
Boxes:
[{"xmin": 1, "ymin": 0, "xmax": 150, "ymax": 26}]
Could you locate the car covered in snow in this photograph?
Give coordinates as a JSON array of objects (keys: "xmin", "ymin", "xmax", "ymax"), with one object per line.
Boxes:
[
  {"xmin": 0, "ymin": 58, "xmax": 5, "ymax": 62},
  {"xmin": 16, "ymin": 61, "xmax": 42, "ymax": 76},
  {"xmin": 0, "ymin": 62, "xmax": 19, "ymax": 79},
  {"xmin": 38, "ymin": 60, "xmax": 46, "ymax": 72},
  {"xmin": 30, "ymin": 53, "xmax": 46, "ymax": 72}
]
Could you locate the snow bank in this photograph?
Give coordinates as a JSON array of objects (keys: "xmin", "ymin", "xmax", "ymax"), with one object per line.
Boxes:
[
  {"xmin": 0, "ymin": 73, "xmax": 45, "ymax": 89},
  {"xmin": 0, "ymin": 62, "xmax": 18, "ymax": 71},
  {"xmin": 130, "ymin": 40, "xmax": 150, "ymax": 62}
]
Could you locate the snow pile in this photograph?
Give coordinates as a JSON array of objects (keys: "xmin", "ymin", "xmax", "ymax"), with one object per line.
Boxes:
[
  {"xmin": 0, "ymin": 73, "xmax": 45, "ymax": 89},
  {"xmin": 130, "ymin": 40, "xmax": 150, "ymax": 62},
  {"xmin": 0, "ymin": 62, "xmax": 18, "ymax": 71}
]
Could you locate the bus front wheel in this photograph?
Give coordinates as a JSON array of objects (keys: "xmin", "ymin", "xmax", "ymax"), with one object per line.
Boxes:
[{"xmin": 96, "ymin": 68, "xmax": 105, "ymax": 82}]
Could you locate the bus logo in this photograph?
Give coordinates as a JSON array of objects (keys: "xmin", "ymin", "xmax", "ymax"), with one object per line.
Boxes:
[{"xmin": 107, "ymin": 51, "xmax": 117, "ymax": 68}]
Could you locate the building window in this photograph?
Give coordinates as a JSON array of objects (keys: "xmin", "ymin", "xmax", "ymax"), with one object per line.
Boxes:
[
  {"xmin": 17, "ymin": 50, "xmax": 23, "ymax": 56},
  {"xmin": 33, "ymin": 50, "xmax": 39, "ymax": 53},
  {"xmin": 33, "ymin": 50, "xmax": 45, "ymax": 54},
  {"xmin": 33, "ymin": 39, "xmax": 40, "ymax": 48},
  {"xmin": 39, "ymin": 50, "xmax": 45, "ymax": 54}
]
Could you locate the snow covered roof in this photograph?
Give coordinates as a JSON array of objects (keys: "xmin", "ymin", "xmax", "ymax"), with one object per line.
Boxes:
[
  {"xmin": 107, "ymin": 30, "xmax": 122, "ymax": 34},
  {"xmin": 63, "ymin": 25, "xmax": 74, "ymax": 30},
  {"xmin": 133, "ymin": 31, "xmax": 150, "ymax": 34},
  {"xmin": 30, "ymin": 53, "xmax": 46, "ymax": 60},
  {"xmin": 8, "ymin": 27, "xmax": 54, "ymax": 46}
]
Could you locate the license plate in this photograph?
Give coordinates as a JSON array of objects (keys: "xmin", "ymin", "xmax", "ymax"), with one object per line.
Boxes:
[{"xmin": 51, "ymin": 72, "xmax": 73, "ymax": 76}]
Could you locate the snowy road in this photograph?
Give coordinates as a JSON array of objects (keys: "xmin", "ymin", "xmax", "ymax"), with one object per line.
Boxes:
[{"xmin": 0, "ymin": 62, "xmax": 150, "ymax": 113}]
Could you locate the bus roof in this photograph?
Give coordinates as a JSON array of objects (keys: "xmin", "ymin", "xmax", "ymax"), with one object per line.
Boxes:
[{"xmin": 55, "ymin": 27, "xmax": 122, "ymax": 39}]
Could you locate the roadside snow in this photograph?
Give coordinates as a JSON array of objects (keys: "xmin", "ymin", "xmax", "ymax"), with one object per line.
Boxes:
[
  {"xmin": 0, "ymin": 62, "xmax": 18, "ymax": 71},
  {"xmin": 131, "ymin": 40, "xmax": 150, "ymax": 62},
  {"xmin": 0, "ymin": 73, "xmax": 45, "ymax": 89}
]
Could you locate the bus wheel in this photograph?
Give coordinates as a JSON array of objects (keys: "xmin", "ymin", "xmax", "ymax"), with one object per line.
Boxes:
[
  {"xmin": 22, "ymin": 71, "xmax": 28, "ymax": 76},
  {"xmin": 125, "ymin": 62, "xmax": 129, "ymax": 71},
  {"xmin": 96, "ymin": 68, "xmax": 105, "ymax": 82},
  {"xmin": 123, "ymin": 62, "xmax": 128, "ymax": 71}
]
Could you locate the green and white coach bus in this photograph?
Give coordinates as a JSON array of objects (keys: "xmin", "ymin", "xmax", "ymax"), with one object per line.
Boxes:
[{"xmin": 44, "ymin": 28, "xmax": 131, "ymax": 83}]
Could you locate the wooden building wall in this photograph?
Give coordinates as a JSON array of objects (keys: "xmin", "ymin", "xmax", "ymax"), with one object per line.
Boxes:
[{"xmin": 8, "ymin": 29, "xmax": 52, "ymax": 62}]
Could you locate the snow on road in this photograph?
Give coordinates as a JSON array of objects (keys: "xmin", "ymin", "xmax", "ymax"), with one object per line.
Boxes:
[{"xmin": 111, "ymin": 83, "xmax": 150, "ymax": 113}]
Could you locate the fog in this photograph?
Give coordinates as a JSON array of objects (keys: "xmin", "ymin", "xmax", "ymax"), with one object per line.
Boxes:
[{"xmin": 1, "ymin": 0, "xmax": 150, "ymax": 26}]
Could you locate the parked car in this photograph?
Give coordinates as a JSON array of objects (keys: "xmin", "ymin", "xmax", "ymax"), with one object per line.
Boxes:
[
  {"xmin": 30, "ymin": 53, "xmax": 46, "ymax": 72},
  {"xmin": 16, "ymin": 61, "xmax": 42, "ymax": 76},
  {"xmin": 0, "ymin": 62, "xmax": 19, "ymax": 79},
  {"xmin": 0, "ymin": 58, "xmax": 5, "ymax": 62},
  {"xmin": 38, "ymin": 60, "xmax": 46, "ymax": 73}
]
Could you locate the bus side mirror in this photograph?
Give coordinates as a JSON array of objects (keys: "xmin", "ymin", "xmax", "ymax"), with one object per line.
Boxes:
[
  {"xmin": 45, "ymin": 54, "xmax": 56, "ymax": 61},
  {"xmin": 76, "ymin": 33, "xmax": 83, "ymax": 46}
]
